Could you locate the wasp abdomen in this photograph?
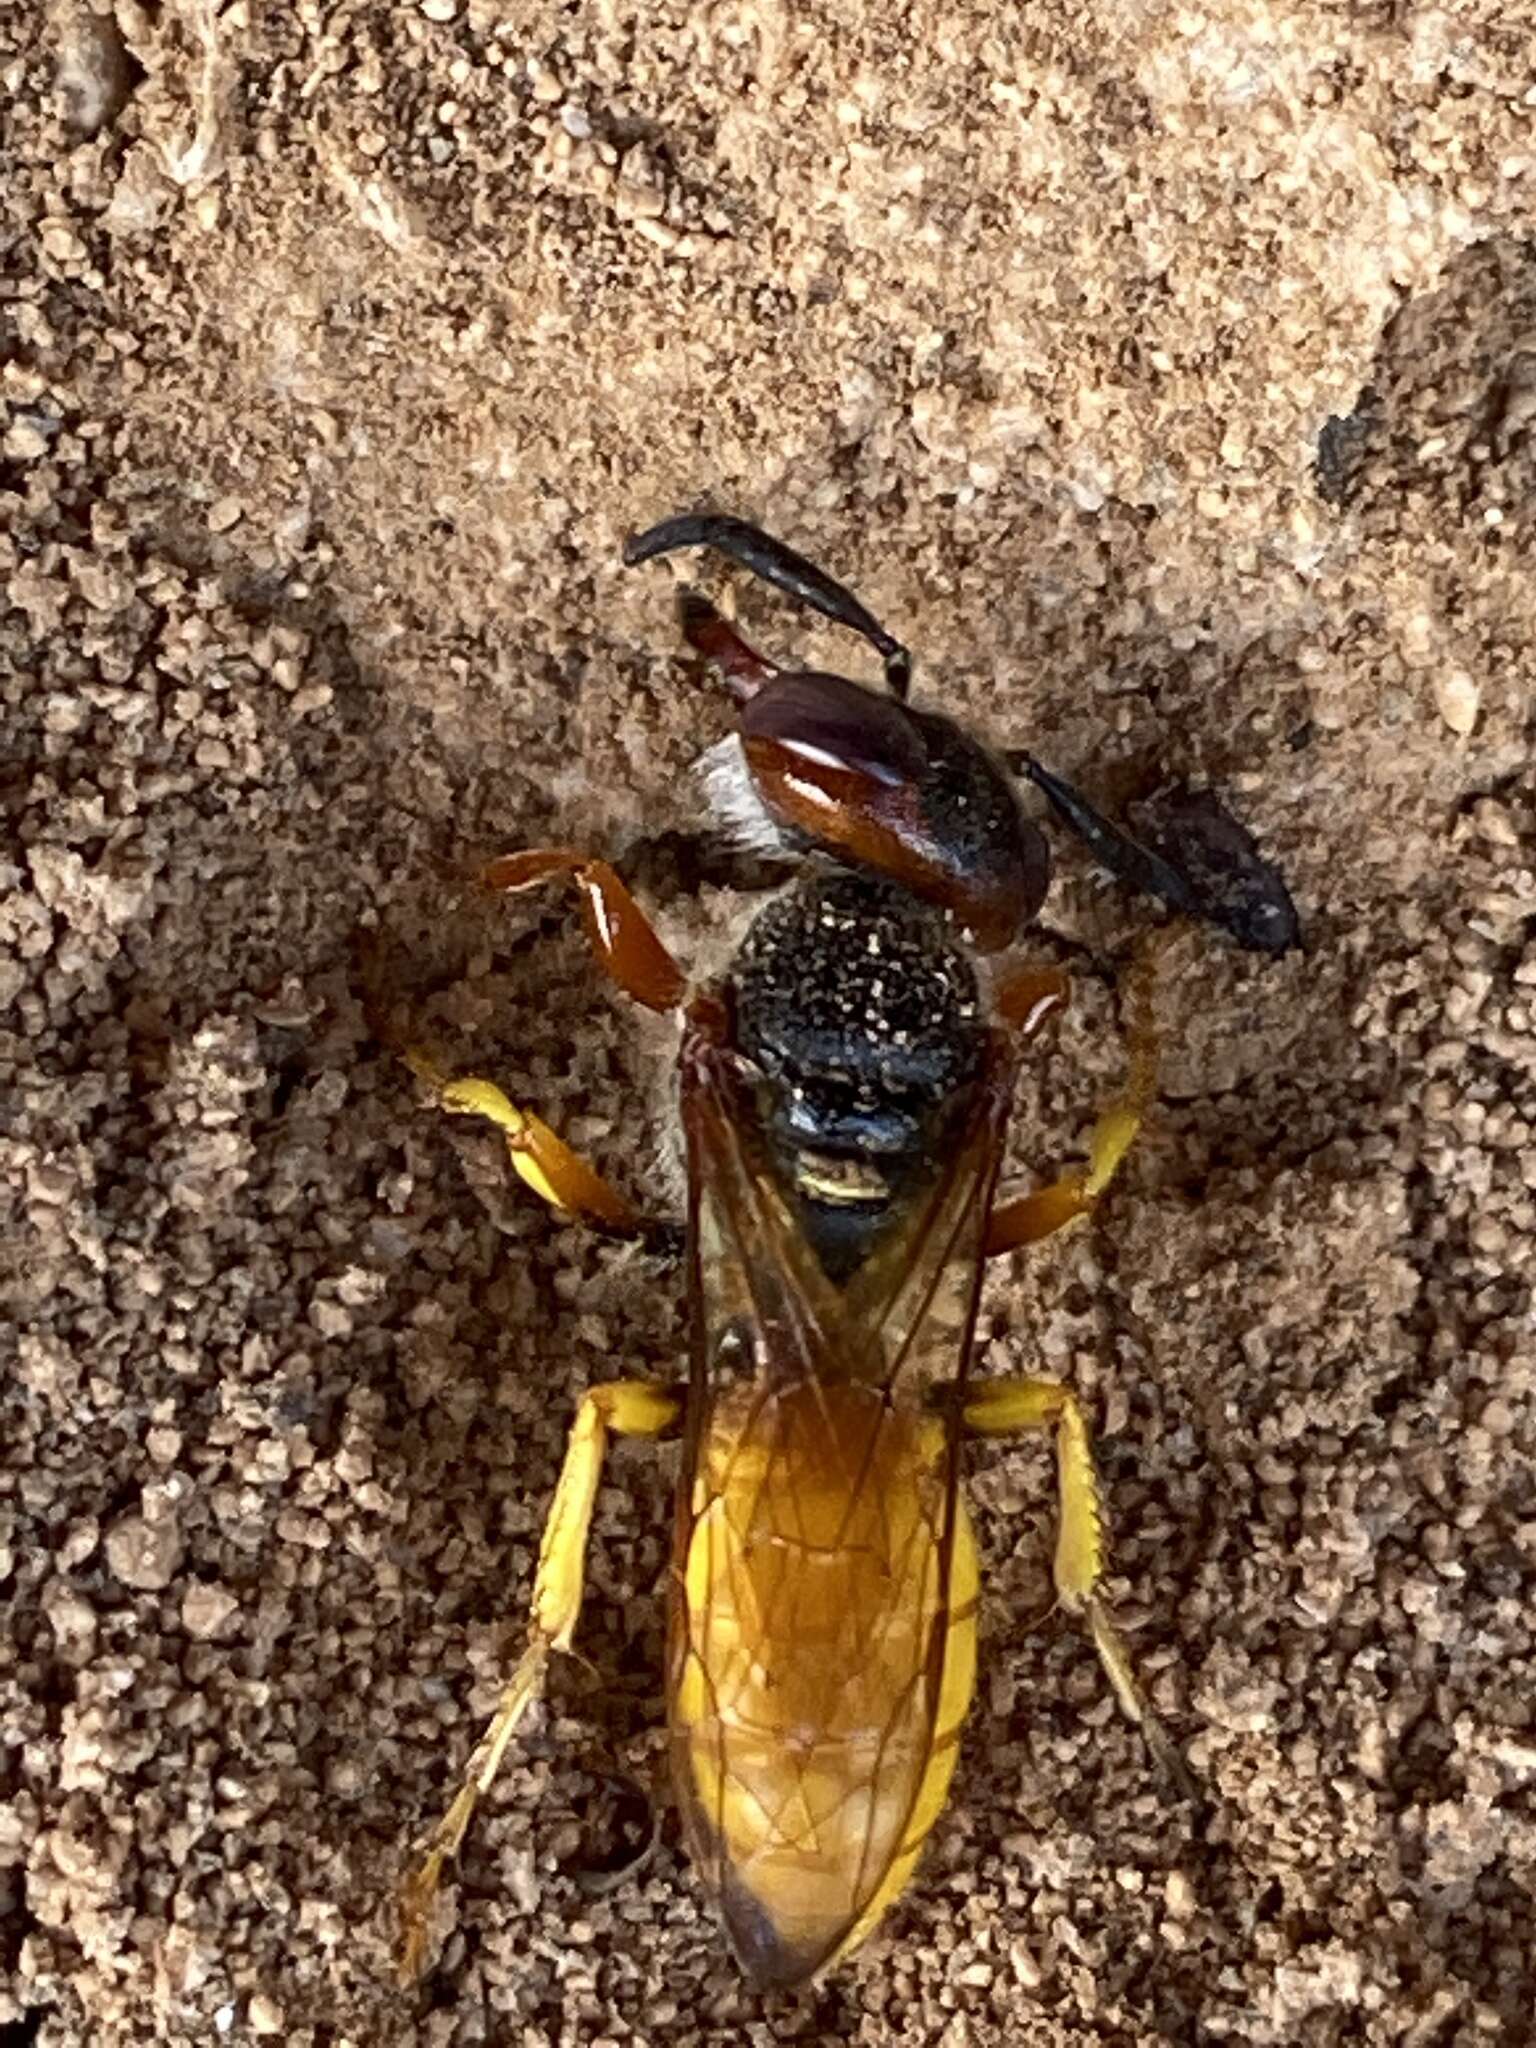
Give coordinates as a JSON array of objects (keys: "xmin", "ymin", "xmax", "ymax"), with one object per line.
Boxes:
[{"xmin": 670, "ymin": 1380, "xmax": 978, "ymax": 1987}]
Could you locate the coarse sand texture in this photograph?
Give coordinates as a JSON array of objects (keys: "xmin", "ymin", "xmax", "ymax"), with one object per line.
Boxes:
[{"xmin": 3, "ymin": 3, "xmax": 1534, "ymax": 2044}]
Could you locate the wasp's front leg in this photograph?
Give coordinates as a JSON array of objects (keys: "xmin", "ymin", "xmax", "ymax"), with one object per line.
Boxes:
[
  {"xmin": 986, "ymin": 945, "xmax": 1158, "ymax": 1255},
  {"xmin": 398, "ymin": 1378, "xmax": 683, "ymax": 1985},
  {"xmin": 402, "ymin": 849, "xmax": 688, "ymax": 1235},
  {"xmin": 485, "ymin": 848, "xmax": 689, "ymax": 1013}
]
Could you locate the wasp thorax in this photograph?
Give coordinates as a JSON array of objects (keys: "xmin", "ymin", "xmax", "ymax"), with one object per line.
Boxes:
[{"xmin": 732, "ymin": 871, "xmax": 985, "ymax": 1168}]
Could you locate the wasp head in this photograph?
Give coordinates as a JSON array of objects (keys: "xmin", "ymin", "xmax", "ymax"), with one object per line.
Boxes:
[
  {"xmin": 625, "ymin": 514, "xmax": 1048, "ymax": 952},
  {"xmin": 730, "ymin": 670, "xmax": 1049, "ymax": 952}
]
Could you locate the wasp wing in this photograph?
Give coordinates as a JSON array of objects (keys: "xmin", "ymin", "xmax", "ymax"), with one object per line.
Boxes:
[{"xmin": 668, "ymin": 1015, "xmax": 1015, "ymax": 1986}]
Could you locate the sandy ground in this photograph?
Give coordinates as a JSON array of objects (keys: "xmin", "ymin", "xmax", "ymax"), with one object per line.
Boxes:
[{"xmin": 4, "ymin": 2, "xmax": 1535, "ymax": 2043}]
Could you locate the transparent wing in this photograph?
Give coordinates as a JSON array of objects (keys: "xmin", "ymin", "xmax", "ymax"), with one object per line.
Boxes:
[
  {"xmin": 668, "ymin": 1011, "xmax": 1013, "ymax": 1985},
  {"xmin": 680, "ymin": 1012, "xmax": 1015, "ymax": 1398}
]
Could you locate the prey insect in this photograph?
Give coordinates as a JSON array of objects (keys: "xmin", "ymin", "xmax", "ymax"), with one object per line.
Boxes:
[{"xmin": 396, "ymin": 515, "xmax": 1289, "ymax": 1990}]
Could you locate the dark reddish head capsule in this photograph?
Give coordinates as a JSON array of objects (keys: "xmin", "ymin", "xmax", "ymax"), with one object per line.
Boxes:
[
  {"xmin": 626, "ymin": 511, "xmax": 1299, "ymax": 959},
  {"xmin": 739, "ymin": 669, "xmax": 1047, "ymax": 951},
  {"xmin": 625, "ymin": 515, "xmax": 1047, "ymax": 951}
]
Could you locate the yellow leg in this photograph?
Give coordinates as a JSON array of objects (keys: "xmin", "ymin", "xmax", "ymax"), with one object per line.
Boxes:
[
  {"xmin": 406, "ymin": 1049, "xmax": 639, "ymax": 1231},
  {"xmin": 986, "ymin": 943, "xmax": 1159, "ymax": 1255},
  {"xmin": 398, "ymin": 1379, "xmax": 682, "ymax": 1984},
  {"xmin": 960, "ymin": 1376, "xmax": 1185, "ymax": 1783}
]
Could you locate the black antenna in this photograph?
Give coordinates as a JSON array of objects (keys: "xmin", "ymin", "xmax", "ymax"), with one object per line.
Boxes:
[{"xmin": 624, "ymin": 513, "xmax": 912, "ymax": 700}]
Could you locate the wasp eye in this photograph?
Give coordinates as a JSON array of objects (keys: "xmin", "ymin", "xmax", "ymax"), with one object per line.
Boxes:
[
  {"xmin": 736, "ymin": 672, "xmax": 1047, "ymax": 950},
  {"xmin": 740, "ymin": 672, "xmax": 927, "ymax": 789}
]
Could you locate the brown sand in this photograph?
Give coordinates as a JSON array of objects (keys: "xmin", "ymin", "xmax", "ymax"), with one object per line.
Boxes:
[{"xmin": 4, "ymin": 2, "xmax": 1534, "ymax": 2042}]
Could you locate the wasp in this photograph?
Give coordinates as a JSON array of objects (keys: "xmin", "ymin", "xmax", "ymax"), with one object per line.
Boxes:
[{"xmin": 395, "ymin": 515, "xmax": 1296, "ymax": 1990}]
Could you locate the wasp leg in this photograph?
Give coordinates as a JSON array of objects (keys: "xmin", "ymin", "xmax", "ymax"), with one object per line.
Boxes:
[
  {"xmin": 484, "ymin": 848, "xmax": 688, "ymax": 1013},
  {"xmin": 993, "ymin": 963, "xmax": 1070, "ymax": 1036},
  {"xmin": 406, "ymin": 1050, "xmax": 640, "ymax": 1231},
  {"xmin": 985, "ymin": 946, "xmax": 1157, "ymax": 1255},
  {"xmin": 398, "ymin": 1378, "xmax": 682, "ymax": 1986},
  {"xmin": 959, "ymin": 1377, "xmax": 1185, "ymax": 1782}
]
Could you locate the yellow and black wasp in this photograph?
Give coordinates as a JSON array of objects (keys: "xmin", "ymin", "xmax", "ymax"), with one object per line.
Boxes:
[{"xmin": 395, "ymin": 514, "xmax": 1297, "ymax": 1989}]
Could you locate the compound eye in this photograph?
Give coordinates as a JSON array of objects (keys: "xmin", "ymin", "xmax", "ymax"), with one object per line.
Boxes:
[
  {"xmin": 740, "ymin": 671, "xmax": 928, "ymax": 792},
  {"xmin": 738, "ymin": 670, "xmax": 1047, "ymax": 951}
]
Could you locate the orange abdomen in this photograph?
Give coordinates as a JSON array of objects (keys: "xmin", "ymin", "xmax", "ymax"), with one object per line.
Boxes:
[{"xmin": 669, "ymin": 1378, "xmax": 978, "ymax": 1987}]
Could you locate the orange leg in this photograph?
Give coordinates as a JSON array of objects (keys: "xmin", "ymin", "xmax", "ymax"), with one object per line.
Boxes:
[
  {"xmin": 403, "ymin": 851, "xmax": 684, "ymax": 1234},
  {"xmin": 405, "ymin": 1053, "xmax": 639, "ymax": 1230},
  {"xmin": 987, "ymin": 948, "xmax": 1158, "ymax": 1256},
  {"xmin": 993, "ymin": 962, "xmax": 1070, "ymax": 1037},
  {"xmin": 485, "ymin": 849, "xmax": 688, "ymax": 1014}
]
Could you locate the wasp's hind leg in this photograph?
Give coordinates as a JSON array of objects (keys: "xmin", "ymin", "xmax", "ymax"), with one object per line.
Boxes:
[
  {"xmin": 398, "ymin": 1378, "xmax": 682, "ymax": 1985},
  {"xmin": 985, "ymin": 945, "xmax": 1158, "ymax": 1255},
  {"xmin": 957, "ymin": 1377, "xmax": 1188, "ymax": 1789}
]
